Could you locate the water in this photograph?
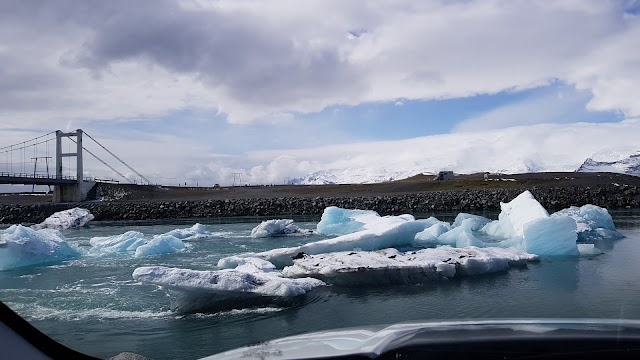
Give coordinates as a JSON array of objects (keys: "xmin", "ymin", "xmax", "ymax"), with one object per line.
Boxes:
[{"xmin": 2, "ymin": 211, "xmax": 640, "ymax": 359}]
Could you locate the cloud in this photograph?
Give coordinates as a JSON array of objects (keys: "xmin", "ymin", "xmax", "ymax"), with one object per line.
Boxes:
[
  {"xmin": 453, "ymin": 85, "xmax": 619, "ymax": 132},
  {"xmin": 0, "ymin": 0, "xmax": 639, "ymax": 127}
]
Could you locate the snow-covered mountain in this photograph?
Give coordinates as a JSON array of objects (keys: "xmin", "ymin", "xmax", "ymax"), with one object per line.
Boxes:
[
  {"xmin": 577, "ymin": 148, "xmax": 640, "ymax": 176},
  {"xmin": 289, "ymin": 168, "xmax": 424, "ymax": 185},
  {"xmin": 289, "ymin": 147, "xmax": 640, "ymax": 185}
]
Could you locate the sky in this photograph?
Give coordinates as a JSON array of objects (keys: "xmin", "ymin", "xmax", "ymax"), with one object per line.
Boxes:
[{"xmin": 1, "ymin": 0, "xmax": 640, "ymax": 188}]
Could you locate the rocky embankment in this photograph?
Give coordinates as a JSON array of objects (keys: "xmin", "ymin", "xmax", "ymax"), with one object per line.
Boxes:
[{"xmin": 1, "ymin": 184, "xmax": 639, "ymax": 224}]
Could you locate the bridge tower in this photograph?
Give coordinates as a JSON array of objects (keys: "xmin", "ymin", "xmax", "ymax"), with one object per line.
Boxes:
[{"xmin": 54, "ymin": 129, "xmax": 95, "ymax": 202}]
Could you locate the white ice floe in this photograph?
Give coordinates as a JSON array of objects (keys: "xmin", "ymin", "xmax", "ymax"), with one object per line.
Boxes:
[
  {"xmin": 89, "ymin": 231, "xmax": 186, "ymax": 257},
  {"xmin": 163, "ymin": 223, "xmax": 209, "ymax": 241},
  {"xmin": 282, "ymin": 246, "xmax": 539, "ymax": 285},
  {"xmin": 223, "ymin": 214, "xmax": 433, "ymax": 267},
  {"xmin": 0, "ymin": 225, "xmax": 81, "ymax": 270},
  {"xmin": 32, "ymin": 208, "xmax": 94, "ymax": 230},
  {"xmin": 250, "ymin": 219, "xmax": 310, "ymax": 238},
  {"xmin": 132, "ymin": 265, "xmax": 325, "ymax": 313},
  {"xmin": 552, "ymin": 205, "xmax": 623, "ymax": 241},
  {"xmin": 315, "ymin": 207, "xmax": 382, "ymax": 235}
]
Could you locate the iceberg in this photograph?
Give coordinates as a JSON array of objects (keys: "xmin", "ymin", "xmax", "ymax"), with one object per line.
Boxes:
[
  {"xmin": 89, "ymin": 231, "xmax": 147, "ymax": 255},
  {"xmin": 552, "ymin": 205, "xmax": 623, "ymax": 241},
  {"xmin": 163, "ymin": 223, "xmax": 209, "ymax": 241},
  {"xmin": 134, "ymin": 234, "xmax": 186, "ymax": 258},
  {"xmin": 32, "ymin": 208, "xmax": 94, "ymax": 230},
  {"xmin": 482, "ymin": 191, "xmax": 549, "ymax": 239},
  {"xmin": 282, "ymin": 247, "xmax": 539, "ymax": 285},
  {"xmin": 89, "ymin": 231, "xmax": 186, "ymax": 257},
  {"xmin": 132, "ymin": 265, "xmax": 324, "ymax": 313},
  {"xmin": 315, "ymin": 207, "xmax": 385, "ymax": 235},
  {"xmin": 0, "ymin": 225, "xmax": 81, "ymax": 271},
  {"xmin": 577, "ymin": 243, "xmax": 603, "ymax": 256},
  {"xmin": 222, "ymin": 215, "xmax": 433, "ymax": 267},
  {"xmin": 469, "ymin": 191, "xmax": 581, "ymax": 256},
  {"xmin": 522, "ymin": 216, "xmax": 579, "ymax": 256},
  {"xmin": 250, "ymin": 219, "xmax": 310, "ymax": 238},
  {"xmin": 413, "ymin": 223, "xmax": 451, "ymax": 247}
]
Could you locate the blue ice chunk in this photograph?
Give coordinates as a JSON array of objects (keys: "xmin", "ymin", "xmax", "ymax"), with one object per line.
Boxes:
[
  {"xmin": 452, "ymin": 213, "xmax": 491, "ymax": 229},
  {"xmin": 0, "ymin": 225, "xmax": 81, "ymax": 270},
  {"xmin": 522, "ymin": 216, "xmax": 579, "ymax": 256},
  {"xmin": 316, "ymin": 207, "xmax": 383, "ymax": 235},
  {"xmin": 552, "ymin": 204, "xmax": 623, "ymax": 241},
  {"xmin": 436, "ymin": 218, "xmax": 486, "ymax": 248},
  {"xmin": 414, "ymin": 223, "xmax": 451, "ymax": 247},
  {"xmin": 89, "ymin": 231, "xmax": 147, "ymax": 255},
  {"xmin": 134, "ymin": 234, "xmax": 186, "ymax": 258}
]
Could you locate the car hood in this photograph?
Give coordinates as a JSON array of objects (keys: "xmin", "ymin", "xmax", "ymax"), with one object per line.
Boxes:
[{"xmin": 201, "ymin": 319, "xmax": 640, "ymax": 360}]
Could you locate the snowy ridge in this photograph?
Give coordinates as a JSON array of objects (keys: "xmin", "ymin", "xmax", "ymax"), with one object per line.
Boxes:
[
  {"xmin": 577, "ymin": 147, "xmax": 640, "ymax": 176},
  {"xmin": 289, "ymin": 144, "xmax": 640, "ymax": 185},
  {"xmin": 289, "ymin": 168, "xmax": 422, "ymax": 185}
]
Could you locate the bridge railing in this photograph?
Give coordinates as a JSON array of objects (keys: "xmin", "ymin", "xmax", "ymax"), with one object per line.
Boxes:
[{"xmin": 0, "ymin": 172, "xmax": 95, "ymax": 182}]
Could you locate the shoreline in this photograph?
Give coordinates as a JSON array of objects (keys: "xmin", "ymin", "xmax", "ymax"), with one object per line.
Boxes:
[{"xmin": 1, "ymin": 184, "xmax": 638, "ymax": 224}]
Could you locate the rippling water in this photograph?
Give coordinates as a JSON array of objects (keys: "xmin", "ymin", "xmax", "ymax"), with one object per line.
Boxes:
[{"xmin": 2, "ymin": 211, "xmax": 640, "ymax": 359}]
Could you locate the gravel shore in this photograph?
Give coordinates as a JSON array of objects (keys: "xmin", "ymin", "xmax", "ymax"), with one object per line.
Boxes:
[{"xmin": 1, "ymin": 181, "xmax": 638, "ymax": 224}]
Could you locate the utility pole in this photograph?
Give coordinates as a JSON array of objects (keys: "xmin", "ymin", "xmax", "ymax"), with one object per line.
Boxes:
[
  {"xmin": 233, "ymin": 173, "xmax": 242, "ymax": 186},
  {"xmin": 31, "ymin": 156, "xmax": 52, "ymax": 193}
]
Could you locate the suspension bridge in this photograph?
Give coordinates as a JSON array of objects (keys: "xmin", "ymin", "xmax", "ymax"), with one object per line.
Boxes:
[{"xmin": 0, "ymin": 129, "xmax": 151, "ymax": 202}]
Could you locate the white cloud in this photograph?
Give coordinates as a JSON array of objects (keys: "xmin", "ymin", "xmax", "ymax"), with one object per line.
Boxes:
[
  {"xmin": 453, "ymin": 86, "xmax": 607, "ymax": 132},
  {"xmin": 0, "ymin": 0, "xmax": 639, "ymax": 126}
]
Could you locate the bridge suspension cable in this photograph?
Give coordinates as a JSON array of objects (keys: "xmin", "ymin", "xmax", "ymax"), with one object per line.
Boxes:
[
  {"xmin": 67, "ymin": 138, "xmax": 131, "ymax": 184},
  {"xmin": 83, "ymin": 131, "xmax": 153, "ymax": 185}
]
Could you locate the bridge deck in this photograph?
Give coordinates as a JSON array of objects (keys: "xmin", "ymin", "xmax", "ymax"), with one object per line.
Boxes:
[{"xmin": 0, "ymin": 172, "xmax": 78, "ymax": 185}]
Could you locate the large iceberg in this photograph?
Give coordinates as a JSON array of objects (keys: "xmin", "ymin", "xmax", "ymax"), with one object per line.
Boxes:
[
  {"xmin": 223, "ymin": 214, "xmax": 434, "ymax": 267},
  {"xmin": 220, "ymin": 191, "xmax": 619, "ymax": 268},
  {"xmin": 89, "ymin": 231, "xmax": 186, "ymax": 257},
  {"xmin": 482, "ymin": 191, "xmax": 550, "ymax": 239},
  {"xmin": 282, "ymin": 247, "xmax": 539, "ymax": 285},
  {"xmin": 132, "ymin": 265, "xmax": 324, "ymax": 313},
  {"xmin": 32, "ymin": 208, "xmax": 94, "ymax": 230},
  {"xmin": 0, "ymin": 225, "xmax": 81, "ymax": 271},
  {"xmin": 478, "ymin": 191, "xmax": 580, "ymax": 256},
  {"xmin": 250, "ymin": 219, "xmax": 310, "ymax": 238}
]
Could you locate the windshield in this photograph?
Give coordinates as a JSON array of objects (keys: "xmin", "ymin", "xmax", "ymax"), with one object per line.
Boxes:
[{"xmin": 1, "ymin": 1, "xmax": 640, "ymax": 359}]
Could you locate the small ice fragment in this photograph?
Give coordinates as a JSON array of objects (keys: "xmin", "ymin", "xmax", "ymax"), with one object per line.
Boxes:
[
  {"xmin": 32, "ymin": 208, "xmax": 94, "ymax": 230},
  {"xmin": 164, "ymin": 223, "xmax": 209, "ymax": 240},
  {"xmin": 251, "ymin": 219, "xmax": 309, "ymax": 238},
  {"xmin": 577, "ymin": 243, "xmax": 603, "ymax": 256}
]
